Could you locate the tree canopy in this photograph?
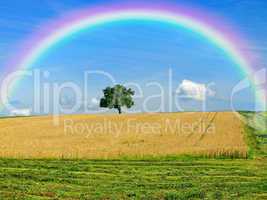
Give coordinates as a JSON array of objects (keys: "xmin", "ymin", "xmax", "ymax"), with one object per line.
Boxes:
[{"xmin": 100, "ymin": 85, "xmax": 135, "ymax": 114}]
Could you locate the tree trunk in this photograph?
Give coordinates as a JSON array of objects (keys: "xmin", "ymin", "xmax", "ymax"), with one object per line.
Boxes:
[{"xmin": 118, "ymin": 107, "xmax": 122, "ymax": 114}]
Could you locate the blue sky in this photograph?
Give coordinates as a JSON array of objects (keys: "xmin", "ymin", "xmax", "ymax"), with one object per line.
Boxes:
[{"xmin": 0, "ymin": 0, "xmax": 266, "ymax": 114}]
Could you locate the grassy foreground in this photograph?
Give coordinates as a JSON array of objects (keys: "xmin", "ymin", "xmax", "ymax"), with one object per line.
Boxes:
[
  {"xmin": 0, "ymin": 112, "xmax": 266, "ymax": 199},
  {"xmin": 0, "ymin": 158, "xmax": 266, "ymax": 199}
]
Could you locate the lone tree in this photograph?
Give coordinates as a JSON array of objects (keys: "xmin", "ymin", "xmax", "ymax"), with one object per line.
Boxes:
[{"xmin": 100, "ymin": 84, "xmax": 135, "ymax": 114}]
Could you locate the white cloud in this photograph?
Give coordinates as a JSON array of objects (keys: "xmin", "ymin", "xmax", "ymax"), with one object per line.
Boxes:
[
  {"xmin": 10, "ymin": 109, "xmax": 31, "ymax": 116},
  {"xmin": 176, "ymin": 80, "xmax": 215, "ymax": 101},
  {"xmin": 91, "ymin": 98, "xmax": 99, "ymax": 105}
]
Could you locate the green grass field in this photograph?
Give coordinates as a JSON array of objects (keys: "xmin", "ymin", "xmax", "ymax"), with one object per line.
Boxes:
[
  {"xmin": 0, "ymin": 112, "xmax": 266, "ymax": 199},
  {"xmin": 0, "ymin": 158, "xmax": 266, "ymax": 199}
]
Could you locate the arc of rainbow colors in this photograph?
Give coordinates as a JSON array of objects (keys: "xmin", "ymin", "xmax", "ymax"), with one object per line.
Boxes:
[{"xmin": 3, "ymin": 3, "xmax": 266, "ymax": 110}]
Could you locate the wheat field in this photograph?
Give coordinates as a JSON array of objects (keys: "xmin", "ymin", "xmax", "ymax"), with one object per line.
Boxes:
[{"xmin": 0, "ymin": 112, "xmax": 248, "ymax": 158}]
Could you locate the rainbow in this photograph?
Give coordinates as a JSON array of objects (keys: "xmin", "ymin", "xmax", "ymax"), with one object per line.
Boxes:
[{"xmin": 2, "ymin": 3, "xmax": 266, "ymax": 110}]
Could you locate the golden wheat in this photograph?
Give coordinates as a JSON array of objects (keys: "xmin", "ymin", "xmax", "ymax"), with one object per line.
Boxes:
[{"xmin": 0, "ymin": 112, "xmax": 247, "ymax": 158}]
